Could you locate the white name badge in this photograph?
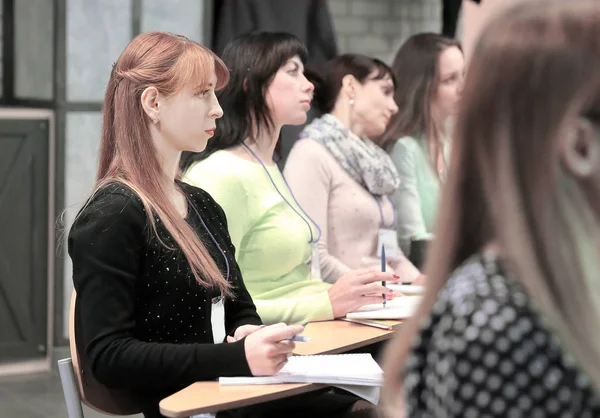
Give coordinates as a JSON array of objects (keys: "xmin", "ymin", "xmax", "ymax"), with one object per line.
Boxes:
[
  {"xmin": 310, "ymin": 242, "xmax": 322, "ymax": 280},
  {"xmin": 377, "ymin": 229, "xmax": 399, "ymax": 259},
  {"xmin": 211, "ymin": 296, "xmax": 226, "ymax": 343}
]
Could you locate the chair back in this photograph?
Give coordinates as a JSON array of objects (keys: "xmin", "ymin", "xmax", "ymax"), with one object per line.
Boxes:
[{"xmin": 69, "ymin": 290, "xmax": 142, "ymax": 415}]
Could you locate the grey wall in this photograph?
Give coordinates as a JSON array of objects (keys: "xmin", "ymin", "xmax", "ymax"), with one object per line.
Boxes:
[
  {"xmin": 15, "ymin": 0, "xmax": 54, "ymax": 100},
  {"xmin": 330, "ymin": 0, "xmax": 442, "ymax": 62},
  {"xmin": 141, "ymin": 0, "xmax": 204, "ymax": 41},
  {"xmin": 66, "ymin": 0, "xmax": 132, "ymax": 102}
]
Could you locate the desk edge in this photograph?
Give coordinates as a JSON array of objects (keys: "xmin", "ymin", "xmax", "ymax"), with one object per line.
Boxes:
[{"xmin": 159, "ymin": 383, "xmax": 327, "ymax": 417}]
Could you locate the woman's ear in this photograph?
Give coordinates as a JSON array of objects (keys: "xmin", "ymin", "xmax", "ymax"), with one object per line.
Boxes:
[
  {"xmin": 140, "ymin": 86, "xmax": 160, "ymax": 124},
  {"xmin": 560, "ymin": 117, "xmax": 600, "ymax": 179},
  {"xmin": 341, "ymin": 74, "xmax": 358, "ymax": 102}
]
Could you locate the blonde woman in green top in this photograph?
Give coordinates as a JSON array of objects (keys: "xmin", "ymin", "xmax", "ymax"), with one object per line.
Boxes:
[
  {"xmin": 181, "ymin": 33, "xmax": 399, "ymax": 327},
  {"xmin": 380, "ymin": 33, "xmax": 464, "ymax": 260}
]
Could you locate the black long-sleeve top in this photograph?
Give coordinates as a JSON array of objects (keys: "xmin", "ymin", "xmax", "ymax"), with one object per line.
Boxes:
[{"xmin": 68, "ymin": 181, "xmax": 262, "ymax": 417}]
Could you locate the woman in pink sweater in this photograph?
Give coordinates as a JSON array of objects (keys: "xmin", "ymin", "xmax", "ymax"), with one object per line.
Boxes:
[{"xmin": 284, "ymin": 54, "xmax": 422, "ymax": 284}]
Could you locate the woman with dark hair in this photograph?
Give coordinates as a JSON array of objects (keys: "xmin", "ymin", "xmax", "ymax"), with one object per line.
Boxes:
[
  {"xmin": 181, "ymin": 33, "xmax": 398, "ymax": 326},
  {"xmin": 284, "ymin": 54, "xmax": 422, "ymax": 284},
  {"xmin": 381, "ymin": 0, "xmax": 600, "ymax": 416},
  {"xmin": 379, "ymin": 33, "xmax": 464, "ymax": 259}
]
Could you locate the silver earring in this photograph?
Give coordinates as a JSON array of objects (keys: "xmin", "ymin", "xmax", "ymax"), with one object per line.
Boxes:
[
  {"xmin": 349, "ymin": 99, "xmax": 355, "ymax": 105},
  {"xmin": 153, "ymin": 117, "xmax": 159, "ymax": 124}
]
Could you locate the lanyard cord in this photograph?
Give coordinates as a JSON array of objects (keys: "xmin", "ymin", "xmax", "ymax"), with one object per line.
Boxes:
[
  {"xmin": 242, "ymin": 143, "xmax": 322, "ymax": 243},
  {"xmin": 374, "ymin": 196, "xmax": 397, "ymax": 229},
  {"xmin": 188, "ymin": 198, "xmax": 230, "ymax": 282}
]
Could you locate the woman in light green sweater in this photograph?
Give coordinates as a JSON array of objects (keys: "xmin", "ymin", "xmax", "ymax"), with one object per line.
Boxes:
[
  {"xmin": 180, "ymin": 33, "xmax": 398, "ymax": 326},
  {"xmin": 380, "ymin": 34, "xmax": 464, "ymax": 259}
]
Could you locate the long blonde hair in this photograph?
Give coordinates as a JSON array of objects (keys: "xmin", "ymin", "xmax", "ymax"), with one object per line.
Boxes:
[
  {"xmin": 81, "ymin": 32, "xmax": 232, "ymax": 296},
  {"xmin": 381, "ymin": 0, "xmax": 600, "ymax": 413}
]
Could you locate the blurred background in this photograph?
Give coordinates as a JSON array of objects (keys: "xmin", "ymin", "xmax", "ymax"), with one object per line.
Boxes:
[{"xmin": 0, "ymin": 0, "xmax": 462, "ymax": 416}]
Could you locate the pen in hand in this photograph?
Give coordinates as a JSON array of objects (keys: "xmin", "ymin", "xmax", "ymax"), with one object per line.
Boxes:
[
  {"xmin": 228, "ymin": 334, "xmax": 311, "ymax": 342},
  {"xmin": 285, "ymin": 335, "xmax": 312, "ymax": 342},
  {"xmin": 382, "ymin": 244, "xmax": 387, "ymax": 308},
  {"xmin": 226, "ymin": 324, "xmax": 312, "ymax": 343}
]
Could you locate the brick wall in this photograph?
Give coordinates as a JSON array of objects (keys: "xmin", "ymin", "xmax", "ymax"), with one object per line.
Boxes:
[{"xmin": 330, "ymin": 0, "xmax": 442, "ymax": 63}]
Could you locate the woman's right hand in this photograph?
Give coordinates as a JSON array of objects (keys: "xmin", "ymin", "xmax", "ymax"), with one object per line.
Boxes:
[
  {"xmin": 328, "ymin": 269, "xmax": 400, "ymax": 318},
  {"xmin": 244, "ymin": 323, "xmax": 304, "ymax": 376}
]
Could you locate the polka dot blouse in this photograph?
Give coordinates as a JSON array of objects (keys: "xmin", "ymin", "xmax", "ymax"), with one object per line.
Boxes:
[
  {"xmin": 404, "ymin": 251, "xmax": 600, "ymax": 417},
  {"xmin": 68, "ymin": 181, "xmax": 262, "ymax": 416}
]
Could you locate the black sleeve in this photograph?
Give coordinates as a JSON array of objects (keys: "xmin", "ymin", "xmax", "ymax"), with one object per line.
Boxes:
[
  {"xmin": 199, "ymin": 190, "xmax": 263, "ymax": 334},
  {"xmin": 68, "ymin": 190, "xmax": 252, "ymax": 390}
]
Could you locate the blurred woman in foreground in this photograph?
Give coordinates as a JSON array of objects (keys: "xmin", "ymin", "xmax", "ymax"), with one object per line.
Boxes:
[{"xmin": 381, "ymin": 0, "xmax": 600, "ymax": 416}]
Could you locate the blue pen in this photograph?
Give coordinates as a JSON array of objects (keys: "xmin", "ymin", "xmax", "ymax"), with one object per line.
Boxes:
[{"xmin": 382, "ymin": 245, "xmax": 387, "ymax": 308}]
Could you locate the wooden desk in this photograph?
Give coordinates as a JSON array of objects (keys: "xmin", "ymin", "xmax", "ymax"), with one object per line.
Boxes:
[
  {"xmin": 293, "ymin": 319, "xmax": 396, "ymax": 355},
  {"xmin": 160, "ymin": 381, "xmax": 327, "ymax": 417},
  {"xmin": 159, "ymin": 320, "xmax": 397, "ymax": 417}
]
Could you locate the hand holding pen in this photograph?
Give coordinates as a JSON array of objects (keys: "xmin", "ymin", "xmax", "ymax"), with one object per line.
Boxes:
[
  {"xmin": 241, "ymin": 323, "xmax": 306, "ymax": 376},
  {"xmin": 327, "ymin": 268, "xmax": 400, "ymax": 317}
]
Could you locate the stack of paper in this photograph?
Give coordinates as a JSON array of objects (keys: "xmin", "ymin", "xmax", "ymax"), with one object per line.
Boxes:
[
  {"xmin": 219, "ymin": 353, "xmax": 383, "ymax": 387},
  {"xmin": 346, "ymin": 296, "xmax": 422, "ymax": 320}
]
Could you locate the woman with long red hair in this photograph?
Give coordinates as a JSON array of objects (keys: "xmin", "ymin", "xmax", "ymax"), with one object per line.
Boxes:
[{"xmin": 68, "ymin": 31, "xmax": 304, "ymax": 418}]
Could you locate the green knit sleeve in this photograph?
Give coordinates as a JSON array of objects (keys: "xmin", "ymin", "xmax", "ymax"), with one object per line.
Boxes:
[
  {"xmin": 389, "ymin": 137, "xmax": 430, "ymax": 254},
  {"xmin": 253, "ymin": 286, "xmax": 334, "ymax": 325}
]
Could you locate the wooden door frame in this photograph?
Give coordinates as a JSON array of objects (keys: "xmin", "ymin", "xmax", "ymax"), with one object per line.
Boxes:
[{"xmin": 0, "ymin": 108, "xmax": 55, "ymax": 376}]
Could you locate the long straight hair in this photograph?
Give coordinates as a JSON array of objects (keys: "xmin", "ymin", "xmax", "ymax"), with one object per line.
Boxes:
[
  {"xmin": 382, "ymin": 0, "xmax": 600, "ymax": 410},
  {"xmin": 379, "ymin": 33, "xmax": 461, "ymax": 175},
  {"xmin": 83, "ymin": 32, "xmax": 232, "ymax": 296},
  {"xmin": 180, "ymin": 32, "xmax": 308, "ymax": 170}
]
